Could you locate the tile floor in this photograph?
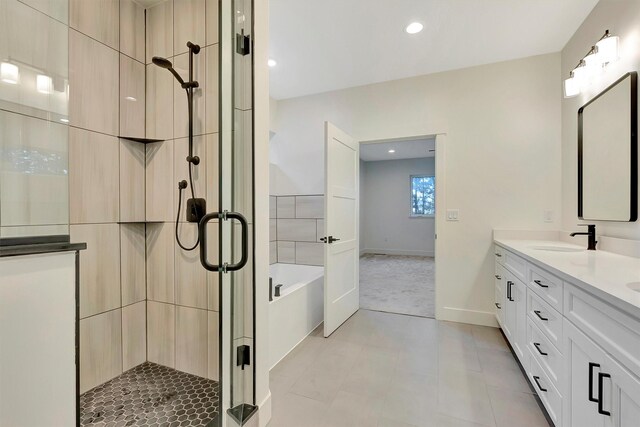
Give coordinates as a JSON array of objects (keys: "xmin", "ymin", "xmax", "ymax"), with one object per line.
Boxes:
[
  {"xmin": 268, "ymin": 309, "xmax": 550, "ymax": 427},
  {"xmin": 360, "ymin": 255, "xmax": 435, "ymax": 318}
]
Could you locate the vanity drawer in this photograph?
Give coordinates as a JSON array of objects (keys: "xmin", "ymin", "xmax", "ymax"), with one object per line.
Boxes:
[
  {"xmin": 527, "ymin": 316, "xmax": 563, "ymax": 390},
  {"xmin": 504, "ymin": 250, "xmax": 527, "ymax": 283},
  {"xmin": 528, "ymin": 347, "xmax": 562, "ymax": 426},
  {"xmin": 494, "ymin": 245, "xmax": 505, "ymax": 265},
  {"xmin": 564, "ymin": 282, "xmax": 640, "ymax": 379},
  {"xmin": 528, "ymin": 290, "xmax": 562, "ymax": 351},
  {"xmin": 528, "ymin": 264, "xmax": 563, "ymax": 313}
]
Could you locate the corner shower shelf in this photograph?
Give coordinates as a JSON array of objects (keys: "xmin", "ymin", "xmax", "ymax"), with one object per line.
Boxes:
[{"xmin": 119, "ymin": 136, "xmax": 164, "ymax": 144}]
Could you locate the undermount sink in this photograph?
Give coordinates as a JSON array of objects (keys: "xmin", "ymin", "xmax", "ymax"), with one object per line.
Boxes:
[
  {"xmin": 627, "ymin": 282, "xmax": 640, "ymax": 293},
  {"xmin": 530, "ymin": 245, "xmax": 585, "ymax": 253}
]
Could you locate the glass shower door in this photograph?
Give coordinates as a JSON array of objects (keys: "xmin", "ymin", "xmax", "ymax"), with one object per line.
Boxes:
[{"xmin": 199, "ymin": 0, "xmax": 255, "ymax": 425}]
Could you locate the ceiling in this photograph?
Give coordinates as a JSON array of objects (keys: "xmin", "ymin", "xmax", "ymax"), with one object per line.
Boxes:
[
  {"xmin": 269, "ymin": 0, "xmax": 599, "ymax": 100},
  {"xmin": 360, "ymin": 138, "xmax": 435, "ymax": 162}
]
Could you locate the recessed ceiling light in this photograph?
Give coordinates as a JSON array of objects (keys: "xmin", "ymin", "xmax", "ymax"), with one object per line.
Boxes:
[
  {"xmin": 268, "ymin": 59, "xmax": 277, "ymax": 68},
  {"xmin": 388, "ymin": 149, "xmax": 396, "ymax": 153},
  {"xmin": 405, "ymin": 22, "xmax": 424, "ymax": 35}
]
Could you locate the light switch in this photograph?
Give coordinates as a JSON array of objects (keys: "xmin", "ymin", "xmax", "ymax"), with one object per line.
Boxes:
[{"xmin": 446, "ymin": 209, "xmax": 459, "ymax": 221}]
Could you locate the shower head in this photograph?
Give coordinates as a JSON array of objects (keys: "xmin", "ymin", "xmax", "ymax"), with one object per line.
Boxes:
[
  {"xmin": 152, "ymin": 56, "xmax": 186, "ymax": 86},
  {"xmin": 152, "ymin": 56, "xmax": 173, "ymax": 69}
]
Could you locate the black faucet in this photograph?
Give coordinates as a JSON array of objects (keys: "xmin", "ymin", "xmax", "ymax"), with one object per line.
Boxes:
[{"xmin": 570, "ymin": 224, "xmax": 597, "ymax": 250}]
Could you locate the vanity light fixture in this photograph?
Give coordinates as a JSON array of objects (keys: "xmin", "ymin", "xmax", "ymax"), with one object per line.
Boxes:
[
  {"xmin": 405, "ymin": 22, "xmax": 423, "ymax": 35},
  {"xmin": 36, "ymin": 74, "xmax": 53, "ymax": 94},
  {"xmin": 0, "ymin": 62, "xmax": 19, "ymax": 84},
  {"xmin": 268, "ymin": 59, "xmax": 277, "ymax": 67},
  {"xmin": 564, "ymin": 30, "xmax": 620, "ymax": 98},
  {"xmin": 388, "ymin": 149, "xmax": 396, "ymax": 153}
]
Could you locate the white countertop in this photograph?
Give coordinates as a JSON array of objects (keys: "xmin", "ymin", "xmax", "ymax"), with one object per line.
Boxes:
[{"xmin": 494, "ymin": 239, "xmax": 640, "ymax": 316}]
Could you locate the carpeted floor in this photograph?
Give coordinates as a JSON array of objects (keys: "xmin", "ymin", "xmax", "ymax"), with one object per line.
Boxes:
[{"xmin": 359, "ymin": 254, "xmax": 435, "ymax": 318}]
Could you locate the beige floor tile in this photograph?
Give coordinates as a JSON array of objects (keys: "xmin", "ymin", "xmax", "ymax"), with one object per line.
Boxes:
[
  {"xmin": 323, "ymin": 391, "xmax": 379, "ymax": 427},
  {"xmin": 487, "ymin": 386, "xmax": 550, "ymax": 427},
  {"xmin": 478, "ymin": 348, "xmax": 533, "ymax": 394},
  {"xmin": 438, "ymin": 366, "xmax": 496, "ymax": 426},
  {"xmin": 472, "ymin": 325, "xmax": 510, "ymax": 352},
  {"xmin": 268, "ymin": 393, "xmax": 328, "ymax": 427}
]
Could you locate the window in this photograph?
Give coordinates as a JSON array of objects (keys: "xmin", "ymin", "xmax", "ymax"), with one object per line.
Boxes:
[{"xmin": 411, "ymin": 175, "xmax": 435, "ymax": 216}]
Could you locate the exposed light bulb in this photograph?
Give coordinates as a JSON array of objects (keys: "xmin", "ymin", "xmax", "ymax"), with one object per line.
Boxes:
[
  {"xmin": 0, "ymin": 62, "xmax": 19, "ymax": 84},
  {"xmin": 405, "ymin": 22, "xmax": 424, "ymax": 35},
  {"xmin": 268, "ymin": 59, "xmax": 277, "ymax": 67},
  {"xmin": 36, "ymin": 74, "xmax": 53, "ymax": 94}
]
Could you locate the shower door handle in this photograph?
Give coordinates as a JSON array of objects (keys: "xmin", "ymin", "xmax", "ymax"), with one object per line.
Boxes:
[{"xmin": 198, "ymin": 211, "xmax": 249, "ymax": 272}]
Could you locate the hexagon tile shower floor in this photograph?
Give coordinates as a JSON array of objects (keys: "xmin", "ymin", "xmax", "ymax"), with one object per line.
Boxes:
[{"xmin": 80, "ymin": 362, "xmax": 219, "ymax": 426}]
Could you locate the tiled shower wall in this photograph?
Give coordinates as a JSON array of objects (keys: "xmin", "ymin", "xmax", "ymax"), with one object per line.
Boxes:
[
  {"xmin": 270, "ymin": 195, "xmax": 324, "ymax": 266},
  {"xmin": 65, "ymin": 0, "xmax": 148, "ymax": 394},
  {"xmin": 143, "ymin": 0, "xmax": 220, "ymax": 383}
]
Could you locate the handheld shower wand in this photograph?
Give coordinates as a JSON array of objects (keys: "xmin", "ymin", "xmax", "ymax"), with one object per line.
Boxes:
[{"xmin": 153, "ymin": 42, "xmax": 204, "ymax": 251}]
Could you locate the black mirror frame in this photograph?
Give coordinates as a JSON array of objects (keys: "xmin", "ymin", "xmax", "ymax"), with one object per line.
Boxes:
[{"xmin": 578, "ymin": 71, "xmax": 638, "ymax": 222}]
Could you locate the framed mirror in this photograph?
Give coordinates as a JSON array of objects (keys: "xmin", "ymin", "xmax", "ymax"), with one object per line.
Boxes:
[{"xmin": 578, "ymin": 71, "xmax": 638, "ymax": 222}]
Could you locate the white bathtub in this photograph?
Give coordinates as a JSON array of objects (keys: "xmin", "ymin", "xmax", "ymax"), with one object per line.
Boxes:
[{"xmin": 269, "ymin": 263, "xmax": 324, "ymax": 368}]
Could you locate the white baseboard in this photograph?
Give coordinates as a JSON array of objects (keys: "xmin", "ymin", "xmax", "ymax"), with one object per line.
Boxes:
[
  {"xmin": 362, "ymin": 248, "xmax": 434, "ymax": 257},
  {"xmin": 258, "ymin": 392, "xmax": 272, "ymax": 427},
  {"xmin": 438, "ymin": 306, "xmax": 498, "ymax": 327}
]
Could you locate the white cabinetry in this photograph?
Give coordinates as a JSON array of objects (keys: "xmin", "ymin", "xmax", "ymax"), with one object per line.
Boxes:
[{"xmin": 494, "ymin": 242, "xmax": 640, "ymax": 427}]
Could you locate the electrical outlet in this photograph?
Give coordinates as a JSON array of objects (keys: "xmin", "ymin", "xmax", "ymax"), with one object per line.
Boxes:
[
  {"xmin": 446, "ymin": 209, "xmax": 459, "ymax": 221},
  {"xmin": 544, "ymin": 210, "xmax": 554, "ymax": 223}
]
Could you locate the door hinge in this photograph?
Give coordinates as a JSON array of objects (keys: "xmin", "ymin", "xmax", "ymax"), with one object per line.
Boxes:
[
  {"xmin": 237, "ymin": 344, "xmax": 251, "ymax": 370},
  {"xmin": 236, "ymin": 31, "xmax": 251, "ymax": 56}
]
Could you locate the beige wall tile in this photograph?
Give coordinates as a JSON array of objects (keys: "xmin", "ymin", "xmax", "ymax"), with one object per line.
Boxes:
[
  {"xmin": 276, "ymin": 196, "xmax": 295, "ymax": 218},
  {"xmin": 120, "ymin": 55, "xmax": 145, "ymax": 138},
  {"xmin": 174, "ymin": 136, "xmax": 206, "ymax": 220},
  {"xmin": 80, "ymin": 309, "xmax": 122, "ymax": 393},
  {"xmin": 316, "ymin": 220, "xmax": 325, "ymax": 242},
  {"xmin": 296, "ymin": 196, "xmax": 324, "ymax": 219},
  {"xmin": 269, "ymin": 219, "xmax": 277, "ymax": 242},
  {"xmin": 277, "ymin": 241, "xmax": 295, "ymax": 264},
  {"xmin": 20, "ymin": 0, "xmax": 68, "ymax": 24},
  {"xmin": 205, "ymin": 133, "xmax": 219, "ymax": 207},
  {"xmin": 205, "ymin": 44, "xmax": 219, "ymax": 134},
  {"xmin": 69, "ymin": 29, "xmax": 119, "ymax": 135},
  {"xmin": 145, "ymin": 0, "xmax": 173, "ymax": 64},
  {"xmin": 147, "ymin": 301, "xmax": 175, "ymax": 368},
  {"xmin": 72, "ymin": 224, "xmax": 121, "ymax": 319},
  {"xmin": 175, "ymin": 223, "xmax": 207, "ymax": 309},
  {"xmin": 173, "ymin": 0, "xmax": 205, "ymax": 56},
  {"xmin": 146, "ymin": 63, "xmax": 174, "ymax": 140},
  {"xmin": 269, "ymin": 241, "xmax": 277, "ymax": 265},
  {"xmin": 122, "ymin": 301, "xmax": 146, "ymax": 371},
  {"xmin": 173, "ymin": 50, "xmax": 206, "ymax": 138},
  {"xmin": 176, "ymin": 306, "xmax": 208, "ymax": 377},
  {"xmin": 205, "ymin": 0, "xmax": 218, "ymax": 46},
  {"xmin": 146, "ymin": 222, "xmax": 175, "ymax": 303},
  {"xmin": 277, "ymin": 219, "xmax": 317, "ymax": 242},
  {"xmin": 206, "ymin": 225, "xmax": 220, "ymax": 311},
  {"xmin": 208, "ymin": 311, "xmax": 219, "ymax": 381},
  {"xmin": 269, "ymin": 196, "xmax": 277, "ymax": 219},
  {"xmin": 295, "ymin": 242, "xmax": 324, "ymax": 266},
  {"xmin": 119, "ymin": 139, "xmax": 145, "ymax": 222},
  {"xmin": 119, "ymin": 0, "xmax": 145, "ymax": 62},
  {"xmin": 120, "ymin": 224, "xmax": 146, "ymax": 305},
  {"xmin": 70, "ymin": 0, "xmax": 119, "ymax": 49},
  {"xmin": 69, "ymin": 128, "xmax": 119, "ymax": 224},
  {"xmin": 145, "ymin": 141, "xmax": 174, "ymax": 222}
]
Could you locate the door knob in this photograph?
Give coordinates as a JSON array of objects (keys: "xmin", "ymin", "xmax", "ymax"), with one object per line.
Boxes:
[{"xmin": 321, "ymin": 236, "xmax": 341, "ymax": 244}]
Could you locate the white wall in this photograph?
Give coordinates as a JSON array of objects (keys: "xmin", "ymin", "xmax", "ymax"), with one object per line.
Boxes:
[
  {"xmin": 561, "ymin": 0, "xmax": 640, "ymax": 240},
  {"xmin": 361, "ymin": 157, "xmax": 435, "ymax": 256},
  {"xmin": 270, "ymin": 53, "xmax": 562, "ymax": 326}
]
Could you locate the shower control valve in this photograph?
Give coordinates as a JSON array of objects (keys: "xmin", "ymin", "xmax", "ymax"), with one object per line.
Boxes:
[{"xmin": 187, "ymin": 155, "xmax": 200, "ymax": 165}]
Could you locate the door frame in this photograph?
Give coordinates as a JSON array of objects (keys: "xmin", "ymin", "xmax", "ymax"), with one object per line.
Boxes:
[{"xmin": 357, "ymin": 133, "xmax": 446, "ymax": 319}]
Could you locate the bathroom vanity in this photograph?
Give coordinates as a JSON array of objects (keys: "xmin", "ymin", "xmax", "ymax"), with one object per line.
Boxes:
[
  {"xmin": 0, "ymin": 242, "xmax": 85, "ymax": 426},
  {"xmin": 493, "ymin": 238, "xmax": 640, "ymax": 427}
]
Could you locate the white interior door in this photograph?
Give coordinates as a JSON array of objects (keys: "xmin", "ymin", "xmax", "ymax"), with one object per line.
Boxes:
[{"xmin": 323, "ymin": 121, "xmax": 359, "ymax": 337}]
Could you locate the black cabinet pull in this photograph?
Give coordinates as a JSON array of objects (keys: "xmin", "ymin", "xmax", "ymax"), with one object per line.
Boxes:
[
  {"xmin": 495, "ymin": 302, "xmax": 501, "ymax": 309},
  {"xmin": 495, "ymin": 253, "xmax": 502, "ymax": 257},
  {"xmin": 533, "ymin": 376, "xmax": 547, "ymax": 392},
  {"xmin": 533, "ymin": 342, "xmax": 548, "ymax": 356},
  {"xmin": 598, "ymin": 372, "xmax": 611, "ymax": 416},
  {"xmin": 589, "ymin": 362, "xmax": 600, "ymax": 403},
  {"xmin": 533, "ymin": 279, "xmax": 549, "ymax": 288},
  {"xmin": 534, "ymin": 310, "xmax": 548, "ymax": 321},
  {"xmin": 507, "ymin": 281, "xmax": 514, "ymax": 302},
  {"xmin": 495, "ymin": 274, "xmax": 502, "ymax": 280}
]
